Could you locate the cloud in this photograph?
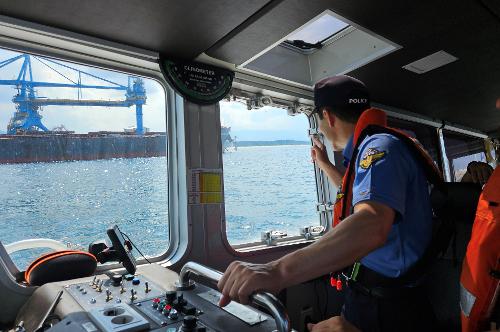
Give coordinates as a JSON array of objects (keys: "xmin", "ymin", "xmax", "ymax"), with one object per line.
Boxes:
[{"xmin": 220, "ymin": 101, "xmax": 310, "ymax": 140}]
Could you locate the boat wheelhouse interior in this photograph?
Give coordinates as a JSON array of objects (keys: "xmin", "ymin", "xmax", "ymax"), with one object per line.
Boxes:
[{"xmin": 0, "ymin": 1, "xmax": 498, "ymax": 332}]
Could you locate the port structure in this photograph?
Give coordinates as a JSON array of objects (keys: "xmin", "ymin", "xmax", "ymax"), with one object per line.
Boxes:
[{"xmin": 0, "ymin": 54, "xmax": 147, "ymax": 135}]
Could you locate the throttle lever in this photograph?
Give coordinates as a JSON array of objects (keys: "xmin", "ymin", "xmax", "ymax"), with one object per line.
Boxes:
[{"xmin": 176, "ymin": 261, "xmax": 292, "ymax": 332}]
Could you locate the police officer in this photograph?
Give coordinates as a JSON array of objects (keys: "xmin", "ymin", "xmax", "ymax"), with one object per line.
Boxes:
[{"xmin": 218, "ymin": 75, "xmax": 435, "ymax": 331}]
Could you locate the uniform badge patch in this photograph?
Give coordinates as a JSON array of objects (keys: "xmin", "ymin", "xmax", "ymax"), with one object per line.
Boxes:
[
  {"xmin": 335, "ymin": 192, "xmax": 344, "ymax": 203},
  {"xmin": 359, "ymin": 148, "xmax": 386, "ymax": 169}
]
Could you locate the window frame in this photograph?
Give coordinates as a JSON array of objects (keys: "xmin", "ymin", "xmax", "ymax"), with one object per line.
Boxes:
[
  {"xmin": 441, "ymin": 129, "xmax": 488, "ymax": 182},
  {"xmin": 218, "ymin": 99, "xmax": 326, "ymax": 250},
  {"xmin": 0, "ymin": 24, "xmax": 181, "ymax": 271}
]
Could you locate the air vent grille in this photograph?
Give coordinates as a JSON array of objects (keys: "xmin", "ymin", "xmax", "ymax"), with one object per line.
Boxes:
[{"xmin": 402, "ymin": 51, "xmax": 458, "ymax": 74}]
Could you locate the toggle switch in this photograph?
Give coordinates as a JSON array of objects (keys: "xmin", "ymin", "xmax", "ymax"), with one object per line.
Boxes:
[
  {"xmin": 105, "ymin": 289, "xmax": 113, "ymax": 302},
  {"xmin": 96, "ymin": 280, "xmax": 103, "ymax": 293}
]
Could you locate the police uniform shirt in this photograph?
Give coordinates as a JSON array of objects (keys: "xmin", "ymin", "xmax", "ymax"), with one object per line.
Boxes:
[{"xmin": 343, "ymin": 133, "xmax": 433, "ymax": 278}]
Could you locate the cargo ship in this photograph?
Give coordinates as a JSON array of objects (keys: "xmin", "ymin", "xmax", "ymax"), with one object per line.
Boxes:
[
  {"xmin": 0, "ymin": 53, "xmax": 233, "ymax": 164},
  {"xmin": 0, "ymin": 126, "xmax": 235, "ymax": 163},
  {"xmin": 0, "ymin": 131, "xmax": 167, "ymax": 164},
  {"xmin": 0, "ymin": 53, "xmax": 167, "ymax": 164}
]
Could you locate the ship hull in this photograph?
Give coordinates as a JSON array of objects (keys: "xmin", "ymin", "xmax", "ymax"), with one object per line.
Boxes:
[{"xmin": 0, "ymin": 133, "xmax": 166, "ymax": 164}]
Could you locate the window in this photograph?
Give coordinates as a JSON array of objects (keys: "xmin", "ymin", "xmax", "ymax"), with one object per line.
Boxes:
[
  {"xmin": 387, "ymin": 117, "xmax": 441, "ymax": 168},
  {"xmin": 285, "ymin": 12, "xmax": 348, "ymax": 47},
  {"xmin": 220, "ymin": 100, "xmax": 319, "ymax": 245},
  {"xmin": 442, "ymin": 131, "xmax": 486, "ymax": 182},
  {"xmin": 0, "ymin": 48, "xmax": 168, "ymax": 269}
]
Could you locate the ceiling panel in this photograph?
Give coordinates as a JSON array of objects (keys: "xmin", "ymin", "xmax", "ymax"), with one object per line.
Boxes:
[
  {"xmin": 207, "ymin": 0, "xmax": 500, "ymax": 134},
  {"xmin": 0, "ymin": 0, "xmax": 499, "ymax": 133},
  {"xmin": 0, "ymin": 0, "xmax": 272, "ymax": 59}
]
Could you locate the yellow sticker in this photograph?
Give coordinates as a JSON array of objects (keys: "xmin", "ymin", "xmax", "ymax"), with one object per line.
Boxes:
[
  {"xmin": 359, "ymin": 148, "xmax": 386, "ymax": 169},
  {"xmin": 189, "ymin": 169, "xmax": 223, "ymax": 204},
  {"xmin": 199, "ymin": 172, "xmax": 222, "ymax": 193}
]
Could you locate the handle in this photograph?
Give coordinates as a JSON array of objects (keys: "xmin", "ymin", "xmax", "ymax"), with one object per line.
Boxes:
[{"xmin": 176, "ymin": 261, "xmax": 291, "ymax": 332}]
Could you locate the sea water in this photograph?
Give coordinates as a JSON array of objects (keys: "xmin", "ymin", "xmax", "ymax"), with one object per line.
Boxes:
[{"xmin": 0, "ymin": 145, "xmax": 318, "ymax": 269}]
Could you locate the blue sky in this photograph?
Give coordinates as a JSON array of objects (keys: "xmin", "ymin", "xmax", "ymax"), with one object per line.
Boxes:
[
  {"xmin": 0, "ymin": 48, "xmax": 166, "ymax": 134},
  {"xmin": 0, "ymin": 48, "xmax": 310, "ymax": 140},
  {"xmin": 220, "ymin": 101, "xmax": 310, "ymax": 141}
]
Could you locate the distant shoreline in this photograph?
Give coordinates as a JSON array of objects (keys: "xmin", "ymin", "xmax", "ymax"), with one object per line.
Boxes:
[{"xmin": 236, "ymin": 140, "xmax": 309, "ymax": 147}]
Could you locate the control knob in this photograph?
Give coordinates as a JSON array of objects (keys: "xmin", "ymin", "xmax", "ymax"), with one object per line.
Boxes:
[
  {"xmin": 182, "ymin": 315, "xmax": 197, "ymax": 329},
  {"xmin": 111, "ymin": 274, "xmax": 122, "ymax": 287},
  {"xmin": 165, "ymin": 290, "xmax": 177, "ymax": 303},
  {"xmin": 179, "ymin": 315, "xmax": 206, "ymax": 332},
  {"xmin": 175, "ymin": 293, "xmax": 187, "ymax": 307}
]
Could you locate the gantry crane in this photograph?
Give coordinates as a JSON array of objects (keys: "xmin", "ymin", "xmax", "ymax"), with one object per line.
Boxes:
[{"xmin": 0, "ymin": 54, "xmax": 146, "ymax": 135}]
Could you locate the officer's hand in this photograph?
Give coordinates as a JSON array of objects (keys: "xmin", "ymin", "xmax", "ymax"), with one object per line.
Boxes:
[
  {"xmin": 307, "ymin": 316, "xmax": 360, "ymax": 332},
  {"xmin": 311, "ymin": 136, "xmax": 332, "ymax": 171},
  {"xmin": 466, "ymin": 161, "xmax": 493, "ymax": 185},
  {"xmin": 217, "ymin": 261, "xmax": 282, "ymax": 307}
]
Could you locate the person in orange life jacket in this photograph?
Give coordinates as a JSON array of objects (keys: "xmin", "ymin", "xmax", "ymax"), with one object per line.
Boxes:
[{"xmin": 217, "ymin": 75, "xmax": 436, "ymax": 331}]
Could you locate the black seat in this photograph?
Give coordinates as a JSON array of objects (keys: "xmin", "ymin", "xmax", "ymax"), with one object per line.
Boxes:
[
  {"xmin": 426, "ymin": 182, "xmax": 482, "ymax": 331},
  {"xmin": 431, "ymin": 182, "xmax": 482, "ymax": 227}
]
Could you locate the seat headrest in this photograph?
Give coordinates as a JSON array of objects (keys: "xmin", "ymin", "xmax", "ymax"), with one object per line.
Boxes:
[
  {"xmin": 431, "ymin": 182, "xmax": 482, "ymax": 224},
  {"xmin": 25, "ymin": 250, "xmax": 96, "ymax": 286}
]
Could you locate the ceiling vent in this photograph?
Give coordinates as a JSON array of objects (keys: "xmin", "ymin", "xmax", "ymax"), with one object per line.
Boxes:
[{"xmin": 402, "ymin": 51, "xmax": 458, "ymax": 74}]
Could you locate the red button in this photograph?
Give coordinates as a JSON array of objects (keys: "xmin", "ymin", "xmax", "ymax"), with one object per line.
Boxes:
[
  {"xmin": 165, "ymin": 304, "xmax": 172, "ymax": 310},
  {"xmin": 153, "ymin": 298, "xmax": 160, "ymax": 303}
]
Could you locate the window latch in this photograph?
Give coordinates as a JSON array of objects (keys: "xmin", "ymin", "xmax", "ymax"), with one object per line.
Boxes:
[
  {"xmin": 308, "ymin": 128, "xmax": 319, "ymax": 136},
  {"xmin": 261, "ymin": 230, "xmax": 287, "ymax": 246},
  {"xmin": 316, "ymin": 202, "xmax": 333, "ymax": 213},
  {"xmin": 300, "ymin": 225, "xmax": 326, "ymax": 240}
]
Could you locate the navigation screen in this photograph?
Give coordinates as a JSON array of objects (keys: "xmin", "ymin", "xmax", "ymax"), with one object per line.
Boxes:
[{"xmin": 107, "ymin": 225, "xmax": 137, "ymax": 274}]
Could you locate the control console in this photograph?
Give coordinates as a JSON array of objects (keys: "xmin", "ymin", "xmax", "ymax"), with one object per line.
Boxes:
[
  {"xmin": 66, "ymin": 274, "xmax": 163, "ymax": 311},
  {"xmin": 14, "ymin": 227, "xmax": 291, "ymax": 332},
  {"xmin": 130, "ymin": 283, "xmax": 274, "ymax": 331},
  {"xmin": 61, "ymin": 272, "xmax": 277, "ymax": 332}
]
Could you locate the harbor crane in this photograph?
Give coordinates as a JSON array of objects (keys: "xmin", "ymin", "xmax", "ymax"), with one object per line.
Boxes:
[{"xmin": 0, "ymin": 53, "xmax": 147, "ymax": 135}]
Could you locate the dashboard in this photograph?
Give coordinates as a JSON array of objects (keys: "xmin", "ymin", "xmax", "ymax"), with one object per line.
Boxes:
[{"xmin": 14, "ymin": 264, "xmax": 282, "ymax": 332}]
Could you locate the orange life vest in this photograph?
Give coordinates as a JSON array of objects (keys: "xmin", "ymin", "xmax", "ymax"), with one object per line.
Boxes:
[
  {"xmin": 333, "ymin": 108, "xmax": 442, "ymax": 226},
  {"xmin": 460, "ymin": 167, "xmax": 500, "ymax": 332}
]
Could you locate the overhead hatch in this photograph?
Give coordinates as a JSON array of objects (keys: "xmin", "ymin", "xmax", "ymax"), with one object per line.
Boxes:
[
  {"xmin": 283, "ymin": 13, "xmax": 348, "ymax": 51},
  {"xmin": 240, "ymin": 10, "xmax": 401, "ymax": 87}
]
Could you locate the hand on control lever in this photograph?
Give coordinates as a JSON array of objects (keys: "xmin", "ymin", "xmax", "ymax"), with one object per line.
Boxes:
[{"xmin": 217, "ymin": 261, "xmax": 283, "ymax": 307}]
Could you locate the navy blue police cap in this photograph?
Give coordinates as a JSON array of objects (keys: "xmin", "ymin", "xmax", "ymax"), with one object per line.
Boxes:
[{"xmin": 313, "ymin": 75, "xmax": 370, "ymax": 113}]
